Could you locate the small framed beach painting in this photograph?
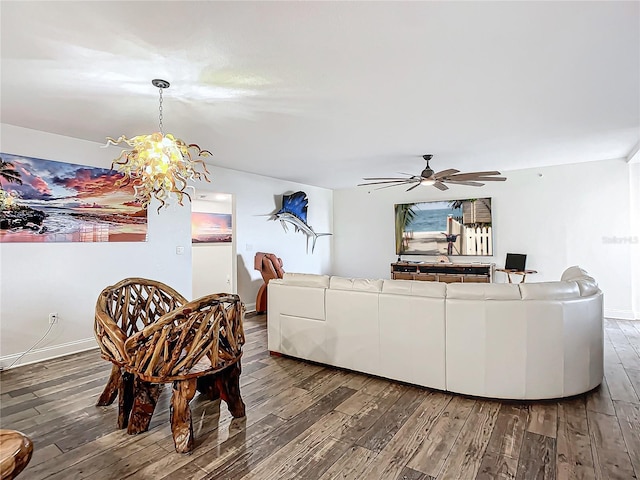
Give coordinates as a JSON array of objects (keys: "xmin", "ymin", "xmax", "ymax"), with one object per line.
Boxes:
[
  {"xmin": 0, "ymin": 152, "xmax": 147, "ymax": 243},
  {"xmin": 395, "ymin": 197, "xmax": 493, "ymax": 256},
  {"xmin": 191, "ymin": 212, "xmax": 232, "ymax": 243}
]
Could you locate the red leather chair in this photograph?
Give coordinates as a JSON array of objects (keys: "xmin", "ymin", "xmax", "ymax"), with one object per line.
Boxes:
[{"xmin": 254, "ymin": 252, "xmax": 284, "ymax": 313}]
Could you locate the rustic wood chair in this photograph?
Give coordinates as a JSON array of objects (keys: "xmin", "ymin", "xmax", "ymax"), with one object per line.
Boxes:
[
  {"xmin": 94, "ymin": 278, "xmax": 246, "ymax": 453},
  {"xmin": 94, "ymin": 278, "xmax": 187, "ymax": 428}
]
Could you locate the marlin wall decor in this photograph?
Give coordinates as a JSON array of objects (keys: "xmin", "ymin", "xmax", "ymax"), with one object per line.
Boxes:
[{"xmin": 273, "ymin": 191, "xmax": 331, "ymax": 253}]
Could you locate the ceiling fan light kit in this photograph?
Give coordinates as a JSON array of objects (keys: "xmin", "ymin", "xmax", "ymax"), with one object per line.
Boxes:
[{"xmin": 358, "ymin": 154, "xmax": 506, "ymax": 191}]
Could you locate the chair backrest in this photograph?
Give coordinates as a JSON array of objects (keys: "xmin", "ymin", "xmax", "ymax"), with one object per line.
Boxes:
[
  {"xmin": 99, "ymin": 278, "xmax": 188, "ymax": 336},
  {"xmin": 95, "ymin": 278, "xmax": 188, "ymax": 365},
  {"xmin": 255, "ymin": 252, "xmax": 284, "ymax": 284},
  {"xmin": 124, "ymin": 293, "xmax": 245, "ymax": 382}
]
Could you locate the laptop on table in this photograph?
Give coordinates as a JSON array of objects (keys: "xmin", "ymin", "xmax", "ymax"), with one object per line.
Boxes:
[{"xmin": 504, "ymin": 253, "xmax": 527, "ymax": 272}]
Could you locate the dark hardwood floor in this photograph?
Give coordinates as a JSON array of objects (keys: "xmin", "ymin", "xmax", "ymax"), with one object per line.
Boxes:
[{"xmin": 1, "ymin": 315, "xmax": 639, "ymax": 479}]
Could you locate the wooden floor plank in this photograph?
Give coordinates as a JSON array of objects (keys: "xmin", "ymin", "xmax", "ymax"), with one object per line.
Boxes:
[
  {"xmin": 613, "ymin": 400, "xmax": 640, "ymax": 479},
  {"xmin": 316, "ymin": 445, "xmax": 378, "ymax": 480},
  {"xmin": 585, "ymin": 381, "xmax": 616, "ymax": 416},
  {"xmin": 587, "ymin": 408, "xmax": 636, "ymax": 479},
  {"xmin": 332, "ymin": 383, "xmax": 406, "ymax": 445},
  {"xmin": 406, "ymin": 395, "xmax": 475, "ymax": 476},
  {"xmin": 196, "ymin": 386, "xmax": 356, "ymax": 479},
  {"xmin": 604, "ymin": 362, "xmax": 640, "ymax": 403},
  {"xmin": 484, "ymin": 403, "xmax": 529, "ymax": 459},
  {"xmin": 604, "ymin": 337, "xmax": 622, "ymax": 366},
  {"xmin": 162, "ymin": 413, "xmax": 285, "ymax": 480},
  {"xmin": 515, "ymin": 431, "xmax": 556, "ymax": 480},
  {"xmin": 355, "ymin": 385, "xmax": 426, "ymax": 453},
  {"xmin": 625, "ymin": 368, "xmax": 640, "ymax": 400},
  {"xmin": 612, "ymin": 340, "xmax": 640, "ymax": 371},
  {"xmin": 475, "ymin": 451, "xmax": 518, "ymax": 480},
  {"xmin": 354, "ymin": 391, "xmax": 451, "ymax": 480},
  {"xmin": 527, "ymin": 403, "xmax": 558, "ymax": 439},
  {"xmin": 615, "ymin": 321, "xmax": 640, "ymax": 356},
  {"xmin": 437, "ymin": 401, "xmax": 501, "ymax": 480},
  {"xmin": 237, "ymin": 411, "xmax": 352, "ymax": 480},
  {"xmin": 556, "ymin": 398, "xmax": 596, "ymax": 480},
  {"xmin": 396, "ymin": 466, "xmax": 434, "ymax": 480}
]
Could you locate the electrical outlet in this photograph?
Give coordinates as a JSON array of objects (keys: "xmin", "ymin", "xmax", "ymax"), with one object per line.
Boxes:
[{"xmin": 49, "ymin": 313, "xmax": 58, "ymax": 324}]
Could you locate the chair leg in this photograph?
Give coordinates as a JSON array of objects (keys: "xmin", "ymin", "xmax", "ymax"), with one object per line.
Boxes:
[
  {"xmin": 218, "ymin": 361, "xmax": 246, "ymax": 418},
  {"xmin": 117, "ymin": 372, "xmax": 135, "ymax": 429},
  {"xmin": 97, "ymin": 364, "xmax": 121, "ymax": 406},
  {"xmin": 170, "ymin": 378, "xmax": 197, "ymax": 453},
  {"xmin": 127, "ymin": 377, "xmax": 163, "ymax": 435}
]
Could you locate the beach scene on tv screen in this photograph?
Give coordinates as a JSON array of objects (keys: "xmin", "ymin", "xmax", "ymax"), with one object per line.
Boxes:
[{"xmin": 395, "ymin": 198, "xmax": 493, "ymax": 256}]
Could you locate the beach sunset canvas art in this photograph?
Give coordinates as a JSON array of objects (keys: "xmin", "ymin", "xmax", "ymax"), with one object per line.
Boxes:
[
  {"xmin": 191, "ymin": 212, "xmax": 232, "ymax": 243},
  {"xmin": 0, "ymin": 153, "xmax": 147, "ymax": 243}
]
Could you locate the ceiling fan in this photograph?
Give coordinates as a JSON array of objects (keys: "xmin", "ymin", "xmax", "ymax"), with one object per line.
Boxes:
[{"xmin": 358, "ymin": 154, "xmax": 506, "ymax": 191}]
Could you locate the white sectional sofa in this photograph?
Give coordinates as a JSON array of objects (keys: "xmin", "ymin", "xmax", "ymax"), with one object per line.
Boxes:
[{"xmin": 267, "ymin": 266, "xmax": 603, "ymax": 400}]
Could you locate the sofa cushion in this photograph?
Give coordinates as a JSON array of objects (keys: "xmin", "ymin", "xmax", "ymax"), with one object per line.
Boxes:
[
  {"xmin": 281, "ymin": 273, "xmax": 330, "ymax": 288},
  {"xmin": 519, "ymin": 281, "xmax": 580, "ymax": 300},
  {"xmin": 382, "ymin": 279, "xmax": 446, "ymax": 298},
  {"xmin": 446, "ymin": 283, "xmax": 522, "ymax": 300},
  {"xmin": 561, "ymin": 266, "xmax": 590, "ymax": 281},
  {"xmin": 330, "ymin": 276, "xmax": 383, "ymax": 292},
  {"xmin": 575, "ymin": 277, "xmax": 599, "ymax": 297}
]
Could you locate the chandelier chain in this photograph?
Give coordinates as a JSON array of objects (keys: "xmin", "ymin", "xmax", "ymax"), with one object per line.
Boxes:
[{"xmin": 158, "ymin": 87, "xmax": 164, "ymax": 135}]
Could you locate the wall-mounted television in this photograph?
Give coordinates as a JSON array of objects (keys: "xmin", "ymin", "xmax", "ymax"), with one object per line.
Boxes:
[{"xmin": 395, "ymin": 197, "xmax": 493, "ymax": 256}]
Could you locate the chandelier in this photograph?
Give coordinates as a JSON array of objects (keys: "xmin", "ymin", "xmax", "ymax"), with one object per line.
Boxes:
[{"xmin": 105, "ymin": 79, "xmax": 211, "ymax": 211}]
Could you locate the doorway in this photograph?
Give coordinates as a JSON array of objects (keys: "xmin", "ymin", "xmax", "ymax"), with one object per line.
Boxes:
[{"xmin": 191, "ymin": 192, "xmax": 236, "ymax": 298}]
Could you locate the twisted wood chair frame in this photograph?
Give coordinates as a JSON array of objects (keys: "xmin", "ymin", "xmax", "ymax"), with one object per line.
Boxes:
[{"xmin": 94, "ymin": 278, "xmax": 246, "ymax": 453}]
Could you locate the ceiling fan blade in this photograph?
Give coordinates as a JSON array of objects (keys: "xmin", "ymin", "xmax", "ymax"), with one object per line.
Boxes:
[
  {"xmin": 460, "ymin": 170, "xmax": 503, "ymax": 177},
  {"xmin": 373, "ymin": 181, "xmax": 417, "ymax": 191},
  {"xmin": 471, "ymin": 176, "xmax": 506, "ymax": 182},
  {"xmin": 444, "ymin": 171, "xmax": 503, "ymax": 180},
  {"xmin": 362, "ymin": 177, "xmax": 411, "ymax": 181},
  {"xmin": 358, "ymin": 179, "xmax": 415, "ymax": 187},
  {"xmin": 433, "ymin": 181, "xmax": 449, "ymax": 191},
  {"xmin": 443, "ymin": 180, "xmax": 485, "ymax": 187},
  {"xmin": 448, "ymin": 176, "xmax": 506, "ymax": 182},
  {"xmin": 406, "ymin": 182, "xmax": 422, "ymax": 192},
  {"xmin": 434, "ymin": 169, "xmax": 460, "ymax": 179}
]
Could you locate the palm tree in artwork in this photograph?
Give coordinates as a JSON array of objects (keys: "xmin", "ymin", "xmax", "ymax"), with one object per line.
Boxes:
[
  {"xmin": 395, "ymin": 203, "xmax": 417, "ymax": 254},
  {"xmin": 0, "ymin": 158, "xmax": 23, "ymax": 186}
]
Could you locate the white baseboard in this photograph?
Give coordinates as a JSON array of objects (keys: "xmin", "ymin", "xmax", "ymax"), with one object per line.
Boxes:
[
  {"xmin": 605, "ymin": 308, "xmax": 636, "ymax": 320},
  {"xmin": 0, "ymin": 337, "xmax": 98, "ymax": 370},
  {"xmin": 245, "ymin": 302, "xmax": 257, "ymax": 313}
]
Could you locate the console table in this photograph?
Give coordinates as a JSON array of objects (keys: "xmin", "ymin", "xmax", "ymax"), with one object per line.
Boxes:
[{"xmin": 391, "ymin": 262, "xmax": 494, "ymax": 283}]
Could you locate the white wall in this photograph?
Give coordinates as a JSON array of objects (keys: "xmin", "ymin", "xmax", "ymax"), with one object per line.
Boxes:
[
  {"xmin": 192, "ymin": 197, "xmax": 235, "ymax": 299},
  {"xmin": 629, "ymin": 161, "xmax": 640, "ymax": 319},
  {"xmin": 0, "ymin": 124, "xmax": 193, "ymax": 367},
  {"xmin": 0, "ymin": 124, "xmax": 333, "ymax": 367},
  {"xmin": 333, "ymin": 158, "xmax": 635, "ymax": 319}
]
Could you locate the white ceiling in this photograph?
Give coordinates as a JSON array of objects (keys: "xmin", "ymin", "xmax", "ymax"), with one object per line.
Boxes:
[{"xmin": 1, "ymin": 1, "xmax": 638, "ymax": 189}]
